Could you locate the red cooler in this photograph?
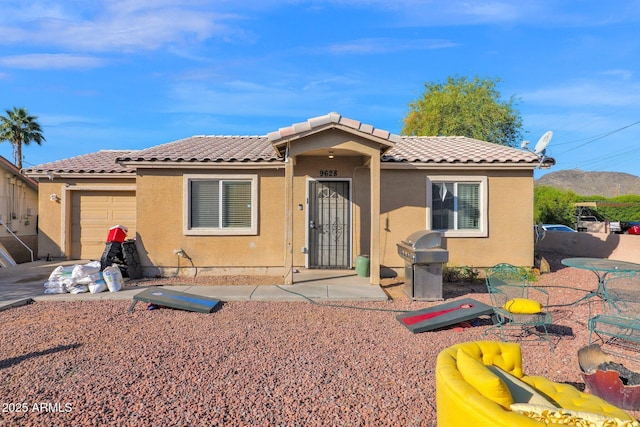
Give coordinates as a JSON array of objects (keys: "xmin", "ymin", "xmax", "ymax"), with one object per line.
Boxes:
[{"xmin": 107, "ymin": 225, "xmax": 128, "ymax": 243}]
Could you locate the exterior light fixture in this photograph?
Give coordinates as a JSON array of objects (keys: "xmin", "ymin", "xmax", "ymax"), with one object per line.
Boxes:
[
  {"xmin": 328, "ymin": 150, "xmax": 334, "ymax": 159},
  {"xmin": 49, "ymin": 193, "xmax": 59, "ymax": 202}
]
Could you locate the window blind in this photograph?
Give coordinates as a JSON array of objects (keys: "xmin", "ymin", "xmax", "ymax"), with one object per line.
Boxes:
[
  {"xmin": 458, "ymin": 183, "xmax": 480, "ymax": 229},
  {"xmin": 191, "ymin": 180, "xmax": 219, "ymax": 228},
  {"xmin": 222, "ymin": 181, "xmax": 252, "ymax": 228}
]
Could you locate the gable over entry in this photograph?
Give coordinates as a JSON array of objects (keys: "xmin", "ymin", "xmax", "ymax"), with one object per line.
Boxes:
[{"xmin": 268, "ymin": 112, "xmax": 399, "ymax": 285}]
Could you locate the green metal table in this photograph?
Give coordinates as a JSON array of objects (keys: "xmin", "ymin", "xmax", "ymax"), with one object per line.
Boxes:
[{"xmin": 561, "ymin": 257, "xmax": 640, "ymax": 303}]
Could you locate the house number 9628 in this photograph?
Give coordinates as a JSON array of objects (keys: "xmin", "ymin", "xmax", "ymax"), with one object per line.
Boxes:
[{"xmin": 319, "ymin": 170, "xmax": 338, "ymax": 177}]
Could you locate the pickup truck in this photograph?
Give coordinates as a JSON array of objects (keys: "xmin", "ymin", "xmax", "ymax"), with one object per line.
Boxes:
[{"xmin": 576, "ymin": 216, "xmax": 621, "ymax": 233}]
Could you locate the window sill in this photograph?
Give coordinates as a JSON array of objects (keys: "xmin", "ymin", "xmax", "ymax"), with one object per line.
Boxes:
[{"xmin": 184, "ymin": 228, "xmax": 257, "ymax": 236}]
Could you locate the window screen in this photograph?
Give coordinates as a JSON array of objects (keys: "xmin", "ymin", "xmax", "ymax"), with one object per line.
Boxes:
[{"xmin": 190, "ymin": 179, "xmax": 252, "ymax": 229}]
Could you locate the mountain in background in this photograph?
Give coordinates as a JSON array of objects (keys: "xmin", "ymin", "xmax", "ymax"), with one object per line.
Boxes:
[{"xmin": 535, "ymin": 170, "xmax": 640, "ymax": 197}]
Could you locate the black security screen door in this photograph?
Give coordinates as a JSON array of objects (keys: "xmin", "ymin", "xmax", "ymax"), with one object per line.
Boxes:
[{"xmin": 308, "ymin": 180, "xmax": 350, "ymax": 268}]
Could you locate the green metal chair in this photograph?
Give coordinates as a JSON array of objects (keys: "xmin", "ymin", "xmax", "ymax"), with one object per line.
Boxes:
[
  {"xmin": 484, "ymin": 263, "xmax": 553, "ymax": 350},
  {"xmin": 588, "ymin": 271, "xmax": 640, "ymax": 359}
]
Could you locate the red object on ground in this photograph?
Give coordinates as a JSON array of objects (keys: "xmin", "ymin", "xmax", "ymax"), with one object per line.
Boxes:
[
  {"xmin": 452, "ymin": 321, "xmax": 473, "ymax": 332},
  {"xmin": 628, "ymin": 225, "xmax": 640, "ymax": 235},
  {"xmin": 582, "ymin": 370, "xmax": 640, "ymax": 410},
  {"xmin": 107, "ymin": 225, "xmax": 128, "ymax": 243},
  {"xmin": 400, "ymin": 303, "xmax": 474, "ymax": 326}
]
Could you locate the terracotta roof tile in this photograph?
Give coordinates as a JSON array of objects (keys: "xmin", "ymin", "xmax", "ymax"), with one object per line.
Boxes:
[
  {"xmin": 23, "ymin": 150, "xmax": 136, "ymax": 174},
  {"xmin": 384, "ymin": 136, "xmax": 541, "ymax": 164},
  {"xmin": 117, "ymin": 136, "xmax": 279, "ymax": 163},
  {"xmin": 24, "ymin": 115, "xmax": 548, "ymax": 174},
  {"xmin": 267, "ymin": 112, "xmax": 402, "ymax": 145}
]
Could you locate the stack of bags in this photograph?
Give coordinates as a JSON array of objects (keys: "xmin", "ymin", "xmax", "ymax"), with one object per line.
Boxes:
[{"xmin": 43, "ymin": 261, "xmax": 115, "ymax": 294}]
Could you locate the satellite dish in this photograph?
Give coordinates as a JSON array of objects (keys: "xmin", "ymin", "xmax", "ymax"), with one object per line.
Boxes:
[{"xmin": 533, "ymin": 131, "xmax": 553, "ymax": 155}]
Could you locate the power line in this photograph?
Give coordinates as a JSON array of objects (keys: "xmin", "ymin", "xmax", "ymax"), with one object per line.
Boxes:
[{"xmin": 560, "ymin": 119, "xmax": 640, "ymax": 153}]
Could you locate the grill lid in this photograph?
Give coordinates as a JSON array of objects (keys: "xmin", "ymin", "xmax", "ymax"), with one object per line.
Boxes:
[{"xmin": 401, "ymin": 230, "xmax": 442, "ymax": 250}]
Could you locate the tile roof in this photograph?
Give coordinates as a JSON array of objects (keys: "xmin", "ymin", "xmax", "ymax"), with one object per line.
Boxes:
[
  {"xmin": 24, "ymin": 114, "xmax": 549, "ymax": 174},
  {"xmin": 117, "ymin": 135, "xmax": 279, "ymax": 163},
  {"xmin": 384, "ymin": 136, "xmax": 542, "ymax": 165},
  {"xmin": 267, "ymin": 112, "xmax": 401, "ymax": 147},
  {"xmin": 23, "ymin": 150, "xmax": 136, "ymax": 175}
]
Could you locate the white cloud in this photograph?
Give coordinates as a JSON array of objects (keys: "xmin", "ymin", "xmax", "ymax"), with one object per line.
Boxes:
[
  {"xmin": 0, "ymin": 0, "xmax": 243, "ymax": 52},
  {"xmin": 319, "ymin": 0, "xmax": 640, "ymax": 27},
  {"xmin": 334, "ymin": 0, "xmax": 537, "ymax": 26},
  {"xmin": 0, "ymin": 54, "xmax": 107, "ymax": 69},
  {"xmin": 325, "ymin": 38, "xmax": 458, "ymax": 54}
]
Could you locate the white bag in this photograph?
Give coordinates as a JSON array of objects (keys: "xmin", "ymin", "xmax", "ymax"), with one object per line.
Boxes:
[
  {"xmin": 103, "ymin": 265, "xmax": 124, "ymax": 292},
  {"xmin": 68, "ymin": 284, "xmax": 89, "ymax": 294},
  {"xmin": 76, "ymin": 272, "xmax": 103, "ymax": 286},
  {"xmin": 89, "ymin": 280, "xmax": 107, "ymax": 294},
  {"xmin": 43, "ymin": 280, "xmax": 68, "ymax": 294},
  {"xmin": 72, "ymin": 261, "xmax": 101, "ymax": 282},
  {"xmin": 44, "ymin": 286, "xmax": 67, "ymax": 294},
  {"xmin": 44, "ymin": 279, "xmax": 65, "ymax": 288},
  {"xmin": 48, "ymin": 265, "xmax": 74, "ymax": 281}
]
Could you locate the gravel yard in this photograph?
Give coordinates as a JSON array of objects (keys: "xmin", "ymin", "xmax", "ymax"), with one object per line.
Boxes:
[{"xmin": 1, "ymin": 253, "xmax": 639, "ymax": 426}]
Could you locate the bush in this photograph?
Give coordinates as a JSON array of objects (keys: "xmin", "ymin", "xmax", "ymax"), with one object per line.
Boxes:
[{"xmin": 443, "ymin": 265, "xmax": 480, "ymax": 283}]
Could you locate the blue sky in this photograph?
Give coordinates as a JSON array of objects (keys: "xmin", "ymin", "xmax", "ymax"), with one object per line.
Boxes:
[{"xmin": 1, "ymin": 1, "xmax": 639, "ymax": 178}]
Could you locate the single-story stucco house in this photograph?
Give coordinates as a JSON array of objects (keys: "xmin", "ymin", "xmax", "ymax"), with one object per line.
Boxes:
[{"xmin": 23, "ymin": 113, "xmax": 553, "ymax": 285}]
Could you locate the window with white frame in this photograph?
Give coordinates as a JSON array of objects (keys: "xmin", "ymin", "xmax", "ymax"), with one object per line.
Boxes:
[
  {"xmin": 184, "ymin": 175, "xmax": 257, "ymax": 235},
  {"xmin": 427, "ymin": 176, "xmax": 487, "ymax": 237}
]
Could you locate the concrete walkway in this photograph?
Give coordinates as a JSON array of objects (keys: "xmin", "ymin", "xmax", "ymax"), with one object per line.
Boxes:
[{"xmin": 0, "ymin": 260, "xmax": 389, "ymax": 312}]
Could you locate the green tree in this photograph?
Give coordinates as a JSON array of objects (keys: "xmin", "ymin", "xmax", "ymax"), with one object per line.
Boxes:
[
  {"xmin": 0, "ymin": 107, "xmax": 45, "ymax": 170},
  {"xmin": 597, "ymin": 196, "xmax": 640, "ymax": 221},
  {"xmin": 534, "ymin": 186, "xmax": 578, "ymax": 225},
  {"xmin": 402, "ymin": 75, "xmax": 523, "ymax": 147}
]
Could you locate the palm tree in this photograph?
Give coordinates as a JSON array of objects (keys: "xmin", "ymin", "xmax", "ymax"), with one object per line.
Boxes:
[{"xmin": 0, "ymin": 107, "xmax": 45, "ymax": 169}]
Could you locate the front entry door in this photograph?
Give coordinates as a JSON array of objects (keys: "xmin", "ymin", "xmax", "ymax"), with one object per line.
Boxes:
[{"xmin": 308, "ymin": 180, "xmax": 351, "ymax": 269}]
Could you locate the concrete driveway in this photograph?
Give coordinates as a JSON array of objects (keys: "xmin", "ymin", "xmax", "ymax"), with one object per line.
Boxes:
[{"xmin": 0, "ymin": 260, "xmax": 79, "ymax": 310}]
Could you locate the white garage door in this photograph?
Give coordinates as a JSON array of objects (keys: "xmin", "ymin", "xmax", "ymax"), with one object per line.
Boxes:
[{"xmin": 71, "ymin": 191, "xmax": 136, "ymax": 259}]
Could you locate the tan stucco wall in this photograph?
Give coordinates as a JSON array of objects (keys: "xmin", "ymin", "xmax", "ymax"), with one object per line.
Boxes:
[
  {"xmin": 36, "ymin": 179, "xmax": 137, "ymax": 260},
  {"xmin": 36, "ymin": 166, "xmax": 536, "ymax": 274},
  {"xmin": 136, "ymin": 158, "xmax": 378, "ymax": 276},
  {"xmin": 535, "ymin": 231, "xmax": 640, "ymax": 263},
  {"xmin": 462, "ymin": 170, "xmax": 534, "ymax": 268},
  {"xmin": 135, "ymin": 168, "xmax": 287, "ymax": 276},
  {"xmin": 379, "ymin": 169, "xmax": 535, "ymax": 270},
  {"xmin": 37, "ymin": 181, "xmax": 66, "ymax": 259}
]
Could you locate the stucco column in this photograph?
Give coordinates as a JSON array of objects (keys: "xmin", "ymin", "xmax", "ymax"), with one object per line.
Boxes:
[
  {"xmin": 283, "ymin": 156, "xmax": 294, "ymax": 285},
  {"xmin": 369, "ymin": 154, "xmax": 381, "ymax": 285}
]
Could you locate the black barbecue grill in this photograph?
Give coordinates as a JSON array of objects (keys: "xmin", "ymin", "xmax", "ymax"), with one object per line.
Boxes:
[{"xmin": 397, "ymin": 230, "xmax": 449, "ymax": 300}]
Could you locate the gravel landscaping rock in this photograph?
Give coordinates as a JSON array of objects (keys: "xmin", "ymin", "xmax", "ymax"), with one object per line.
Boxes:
[{"xmin": 1, "ymin": 253, "xmax": 639, "ymax": 426}]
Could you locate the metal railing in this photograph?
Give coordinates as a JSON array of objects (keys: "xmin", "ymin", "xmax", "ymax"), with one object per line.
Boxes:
[{"xmin": 0, "ymin": 219, "xmax": 34, "ymax": 263}]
